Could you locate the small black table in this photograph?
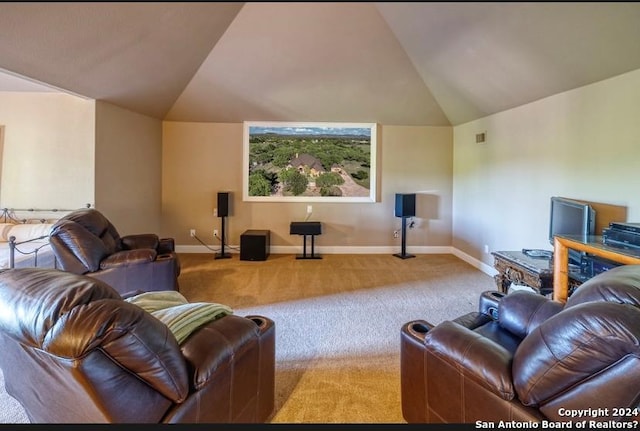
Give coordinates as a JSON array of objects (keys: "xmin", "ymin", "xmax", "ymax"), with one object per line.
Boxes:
[
  {"xmin": 491, "ymin": 250, "xmax": 554, "ymax": 295},
  {"xmin": 491, "ymin": 250, "xmax": 583, "ymax": 297},
  {"xmin": 290, "ymin": 221, "xmax": 322, "ymax": 259}
]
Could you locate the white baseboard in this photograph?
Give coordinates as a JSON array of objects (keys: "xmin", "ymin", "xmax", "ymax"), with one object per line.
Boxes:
[
  {"xmin": 176, "ymin": 244, "xmax": 452, "ymax": 255},
  {"xmin": 175, "ymin": 244, "xmax": 498, "ymax": 278},
  {"xmin": 451, "ymin": 248, "xmax": 498, "ymax": 278}
]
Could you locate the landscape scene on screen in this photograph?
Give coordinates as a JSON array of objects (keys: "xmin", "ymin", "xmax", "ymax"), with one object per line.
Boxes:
[{"xmin": 247, "ymin": 126, "xmax": 372, "ymax": 198}]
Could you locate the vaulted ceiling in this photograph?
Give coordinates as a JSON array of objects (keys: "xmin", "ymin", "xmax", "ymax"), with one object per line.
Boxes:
[{"xmin": 1, "ymin": 2, "xmax": 639, "ymax": 126}]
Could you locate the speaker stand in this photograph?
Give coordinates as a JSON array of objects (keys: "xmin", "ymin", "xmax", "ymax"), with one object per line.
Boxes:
[
  {"xmin": 215, "ymin": 215, "xmax": 231, "ymax": 259},
  {"xmin": 393, "ymin": 216, "xmax": 415, "ymax": 259}
]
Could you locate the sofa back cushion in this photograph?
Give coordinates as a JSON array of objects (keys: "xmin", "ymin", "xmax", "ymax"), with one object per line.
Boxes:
[
  {"xmin": 567, "ymin": 264, "xmax": 640, "ymax": 309},
  {"xmin": 498, "ymin": 290, "xmax": 563, "ymax": 339},
  {"xmin": 513, "ymin": 301, "xmax": 640, "ymax": 407},
  {"xmin": 61, "ymin": 208, "xmax": 121, "ymax": 254},
  {"xmin": 49, "ymin": 220, "xmax": 110, "ymax": 273},
  {"xmin": 0, "ymin": 268, "xmax": 189, "ymax": 403}
]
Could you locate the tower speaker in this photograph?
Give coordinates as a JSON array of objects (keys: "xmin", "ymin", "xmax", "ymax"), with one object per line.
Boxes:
[
  {"xmin": 395, "ymin": 193, "xmax": 416, "ymax": 218},
  {"xmin": 217, "ymin": 192, "xmax": 230, "ymax": 217}
]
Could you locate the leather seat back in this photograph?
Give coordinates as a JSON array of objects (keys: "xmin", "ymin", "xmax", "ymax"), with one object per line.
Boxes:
[
  {"xmin": 0, "ymin": 268, "xmax": 189, "ymax": 403},
  {"xmin": 513, "ymin": 301, "xmax": 640, "ymax": 418},
  {"xmin": 50, "ymin": 219, "xmax": 110, "ymax": 273},
  {"xmin": 59, "ymin": 208, "xmax": 122, "ymax": 253},
  {"xmin": 566, "ymin": 264, "xmax": 640, "ymax": 308}
]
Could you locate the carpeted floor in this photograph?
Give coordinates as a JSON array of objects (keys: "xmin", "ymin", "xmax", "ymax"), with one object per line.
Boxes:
[{"xmin": 0, "ymin": 253, "xmax": 497, "ymax": 423}]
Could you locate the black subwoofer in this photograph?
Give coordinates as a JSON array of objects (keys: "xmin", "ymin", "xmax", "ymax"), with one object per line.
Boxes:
[{"xmin": 240, "ymin": 230, "xmax": 270, "ymax": 261}]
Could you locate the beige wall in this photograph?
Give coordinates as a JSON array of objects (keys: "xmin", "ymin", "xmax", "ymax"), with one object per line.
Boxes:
[
  {"xmin": 162, "ymin": 122, "xmax": 453, "ymax": 251},
  {"xmin": 0, "ymin": 95, "xmax": 164, "ymax": 235},
  {"xmin": 8, "ymin": 68, "xmax": 638, "ymax": 262},
  {"xmin": 0, "ymin": 92, "xmax": 94, "ymax": 209},
  {"xmin": 95, "ymin": 101, "xmax": 163, "ymax": 235},
  {"xmin": 453, "ymin": 68, "xmax": 640, "ymax": 268}
]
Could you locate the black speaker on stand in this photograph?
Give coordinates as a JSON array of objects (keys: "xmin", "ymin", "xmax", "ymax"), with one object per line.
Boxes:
[
  {"xmin": 215, "ymin": 192, "xmax": 231, "ymax": 259},
  {"xmin": 393, "ymin": 193, "xmax": 416, "ymax": 259}
]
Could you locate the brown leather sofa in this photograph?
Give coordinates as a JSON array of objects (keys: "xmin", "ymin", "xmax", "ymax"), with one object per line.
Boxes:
[
  {"xmin": 49, "ymin": 207, "xmax": 180, "ymax": 297},
  {"xmin": 401, "ymin": 264, "xmax": 640, "ymax": 424},
  {"xmin": 0, "ymin": 267, "xmax": 276, "ymax": 423}
]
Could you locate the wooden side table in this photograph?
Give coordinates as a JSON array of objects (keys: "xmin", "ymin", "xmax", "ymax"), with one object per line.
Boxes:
[{"xmin": 491, "ymin": 251, "xmax": 554, "ymax": 295}]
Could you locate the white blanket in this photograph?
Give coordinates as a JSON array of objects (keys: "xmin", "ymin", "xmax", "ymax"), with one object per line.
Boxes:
[{"xmin": 0, "ymin": 223, "xmax": 55, "ymax": 269}]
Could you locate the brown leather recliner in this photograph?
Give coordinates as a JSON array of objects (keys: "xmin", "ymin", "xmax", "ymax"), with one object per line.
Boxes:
[
  {"xmin": 0, "ymin": 267, "xmax": 276, "ymax": 423},
  {"xmin": 401, "ymin": 264, "xmax": 640, "ymax": 424},
  {"xmin": 49, "ymin": 208, "xmax": 180, "ymax": 296}
]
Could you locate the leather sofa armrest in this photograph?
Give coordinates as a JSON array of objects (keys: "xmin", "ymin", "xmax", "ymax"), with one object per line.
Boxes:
[
  {"xmin": 121, "ymin": 233, "xmax": 160, "ymax": 251},
  {"xmin": 425, "ymin": 320, "xmax": 516, "ymax": 400},
  {"xmin": 162, "ymin": 314, "xmax": 276, "ymax": 423},
  {"xmin": 179, "ymin": 315, "xmax": 271, "ymax": 390},
  {"xmin": 100, "ymin": 249, "xmax": 157, "ymax": 269},
  {"xmin": 158, "ymin": 237, "xmax": 176, "ymax": 254},
  {"xmin": 479, "ymin": 290, "xmax": 507, "ymax": 319}
]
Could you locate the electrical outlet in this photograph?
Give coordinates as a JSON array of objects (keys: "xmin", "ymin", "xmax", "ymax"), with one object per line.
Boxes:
[
  {"xmin": 213, "ymin": 208, "xmax": 218, "ymax": 217},
  {"xmin": 190, "ymin": 229, "xmax": 196, "ymax": 237},
  {"xmin": 214, "ymin": 229, "xmax": 219, "ymax": 237},
  {"xmin": 393, "ymin": 230, "xmax": 399, "ymax": 238},
  {"xmin": 307, "ymin": 205, "xmax": 313, "ymax": 214}
]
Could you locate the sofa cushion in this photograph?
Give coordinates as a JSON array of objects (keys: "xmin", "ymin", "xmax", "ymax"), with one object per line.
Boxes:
[
  {"xmin": 60, "ymin": 208, "xmax": 121, "ymax": 254},
  {"xmin": 50, "ymin": 220, "xmax": 109, "ymax": 272}
]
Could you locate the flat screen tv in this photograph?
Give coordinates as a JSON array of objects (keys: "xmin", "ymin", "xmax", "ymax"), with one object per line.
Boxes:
[{"xmin": 548, "ymin": 196, "xmax": 596, "ymax": 264}]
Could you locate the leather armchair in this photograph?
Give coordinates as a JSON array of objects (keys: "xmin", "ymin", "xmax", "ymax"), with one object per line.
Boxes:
[
  {"xmin": 0, "ymin": 268, "xmax": 276, "ymax": 423},
  {"xmin": 49, "ymin": 208, "xmax": 180, "ymax": 297},
  {"xmin": 401, "ymin": 264, "xmax": 640, "ymax": 424}
]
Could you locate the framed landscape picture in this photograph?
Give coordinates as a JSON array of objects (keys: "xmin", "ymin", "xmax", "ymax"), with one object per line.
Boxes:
[{"xmin": 243, "ymin": 121, "xmax": 378, "ymax": 202}]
